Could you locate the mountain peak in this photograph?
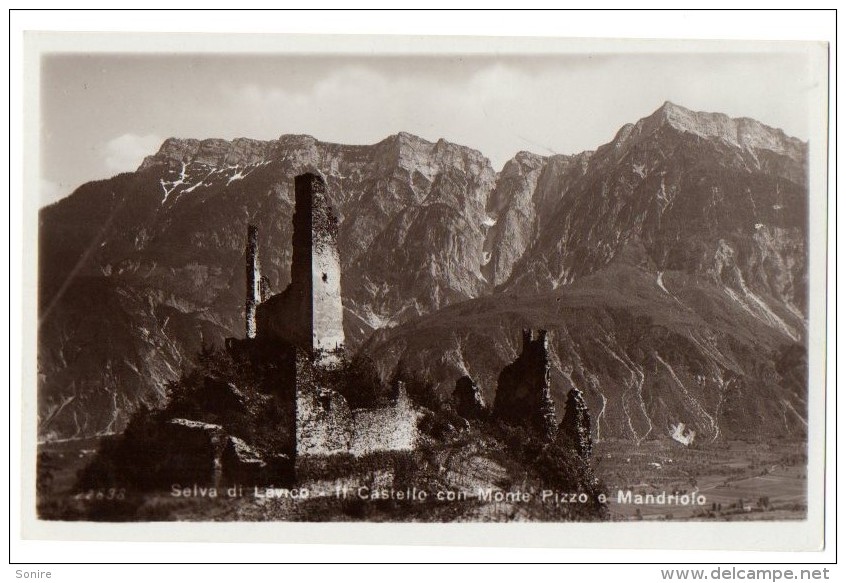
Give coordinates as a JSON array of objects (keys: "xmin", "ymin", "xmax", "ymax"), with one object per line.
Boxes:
[
  {"xmin": 647, "ymin": 100, "xmax": 716, "ymax": 128},
  {"xmin": 637, "ymin": 101, "xmax": 806, "ymax": 159},
  {"xmin": 656, "ymin": 100, "xmax": 685, "ymax": 114},
  {"xmin": 139, "ymin": 136, "xmax": 275, "ymax": 171},
  {"xmin": 380, "ymin": 131, "xmax": 434, "ymax": 149},
  {"xmin": 396, "ymin": 130, "xmax": 429, "ymax": 142}
]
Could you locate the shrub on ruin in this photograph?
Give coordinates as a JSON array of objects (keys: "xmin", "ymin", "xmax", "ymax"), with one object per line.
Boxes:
[
  {"xmin": 391, "ymin": 363, "xmax": 442, "ymax": 411},
  {"xmin": 76, "ymin": 339, "xmax": 298, "ymax": 495},
  {"xmin": 492, "ymin": 419, "xmax": 545, "ymax": 464},
  {"xmin": 332, "ymin": 353, "xmax": 388, "ymax": 408},
  {"xmin": 487, "ymin": 417, "xmax": 606, "ymax": 517}
]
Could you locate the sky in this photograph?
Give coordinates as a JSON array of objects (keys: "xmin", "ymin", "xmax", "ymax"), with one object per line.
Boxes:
[{"xmin": 40, "ymin": 51, "xmax": 816, "ymax": 206}]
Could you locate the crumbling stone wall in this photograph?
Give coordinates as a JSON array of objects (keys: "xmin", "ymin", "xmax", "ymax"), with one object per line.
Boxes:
[
  {"xmin": 296, "ymin": 362, "xmax": 418, "ymax": 459},
  {"xmin": 296, "ymin": 389, "xmax": 355, "ymax": 457},
  {"xmin": 349, "ymin": 384, "xmax": 417, "ymax": 457},
  {"xmin": 294, "ymin": 352, "xmax": 353, "ymax": 456},
  {"xmin": 493, "ymin": 329, "xmax": 558, "ymax": 439}
]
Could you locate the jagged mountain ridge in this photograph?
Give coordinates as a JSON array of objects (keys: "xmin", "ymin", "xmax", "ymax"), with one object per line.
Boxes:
[{"xmin": 38, "ymin": 102, "xmax": 808, "ymax": 441}]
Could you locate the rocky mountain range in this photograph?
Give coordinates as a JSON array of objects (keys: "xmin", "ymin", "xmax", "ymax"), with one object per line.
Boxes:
[{"xmin": 38, "ymin": 101, "xmax": 808, "ymax": 443}]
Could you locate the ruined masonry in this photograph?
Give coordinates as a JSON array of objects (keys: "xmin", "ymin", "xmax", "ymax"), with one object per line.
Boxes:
[
  {"xmin": 493, "ymin": 329, "xmax": 558, "ymax": 440},
  {"xmin": 558, "ymin": 387, "xmax": 593, "ymax": 460},
  {"xmin": 245, "ymin": 224, "xmax": 261, "ymax": 339},
  {"xmin": 241, "ymin": 172, "xmax": 416, "ymax": 459},
  {"xmin": 257, "ymin": 172, "xmax": 345, "ymax": 358},
  {"xmin": 296, "ymin": 378, "xmax": 417, "ymax": 458}
]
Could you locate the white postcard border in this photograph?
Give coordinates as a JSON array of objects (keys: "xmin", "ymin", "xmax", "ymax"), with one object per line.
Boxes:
[{"xmin": 18, "ymin": 30, "xmax": 831, "ymax": 553}]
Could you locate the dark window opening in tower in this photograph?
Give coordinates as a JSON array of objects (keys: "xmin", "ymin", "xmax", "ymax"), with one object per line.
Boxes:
[{"xmin": 322, "ymin": 272, "xmax": 328, "ymax": 282}]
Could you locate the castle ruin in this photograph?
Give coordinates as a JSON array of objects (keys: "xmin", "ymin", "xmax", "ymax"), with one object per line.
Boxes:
[
  {"xmin": 558, "ymin": 387, "xmax": 593, "ymax": 460},
  {"xmin": 256, "ymin": 172, "xmax": 345, "ymax": 360},
  {"xmin": 493, "ymin": 329, "xmax": 558, "ymax": 440},
  {"xmin": 238, "ymin": 172, "xmax": 416, "ymax": 461}
]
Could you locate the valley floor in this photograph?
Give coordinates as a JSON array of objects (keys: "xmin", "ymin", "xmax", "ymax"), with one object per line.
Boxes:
[{"xmin": 593, "ymin": 439, "xmax": 807, "ymax": 521}]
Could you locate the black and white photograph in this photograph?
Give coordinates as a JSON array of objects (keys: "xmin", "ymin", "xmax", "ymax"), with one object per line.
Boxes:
[{"xmin": 19, "ymin": 23, "xmax": 830, "ymax": 553}]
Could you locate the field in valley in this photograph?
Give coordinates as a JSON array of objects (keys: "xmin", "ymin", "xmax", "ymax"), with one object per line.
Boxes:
[{"xmin": 593, "ymin": 439, "xmax": 807, "ymax": 521}]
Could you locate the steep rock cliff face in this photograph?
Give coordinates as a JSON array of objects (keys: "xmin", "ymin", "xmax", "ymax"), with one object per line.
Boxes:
[
  {"xmin": 482, "ymin": 151, "xmax": 591, "ymax": 286},
  {"xmin": 482, "ymin": 151, "xmax": 546, "ymax": 286}
]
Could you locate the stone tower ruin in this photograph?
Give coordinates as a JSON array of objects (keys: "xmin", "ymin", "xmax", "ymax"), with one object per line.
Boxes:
[
  {"xmin": 493, "ymin": 329, "xmax": 558, "ymax": 439},
  {"xmin": 257, "ymin": 172, "xmax": 345, "ymax": 359},
  {"xmin": 225, "ymin": 172, "xmax": 415, "ymax": 465},
  {"xmin": 245, "ymin": 224, "xmax": 261, "ymax": 339}
]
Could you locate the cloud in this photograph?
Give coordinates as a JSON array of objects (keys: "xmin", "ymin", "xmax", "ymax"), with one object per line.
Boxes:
[
  {"xmin": 221, "ymin": 64, "xmax": 561, "ymax": 170},
  {"xmin": 103, "ymin": 133, "xmax": 162, "ymax": 174},
  {"xmin": 214, "ymin": 56, "xmax": 810, "ymax": 171}
]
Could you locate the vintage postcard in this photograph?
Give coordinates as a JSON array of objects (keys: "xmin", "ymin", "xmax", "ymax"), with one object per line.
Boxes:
[{"xmin": 21, "ymin": 31, "xmax": 830, "ymax": 550}]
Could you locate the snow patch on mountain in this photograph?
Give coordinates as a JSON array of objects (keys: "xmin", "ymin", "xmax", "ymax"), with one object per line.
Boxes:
[{"xmin": 159, "ymin": 161, "xmax": 188, "ymax": 204}]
